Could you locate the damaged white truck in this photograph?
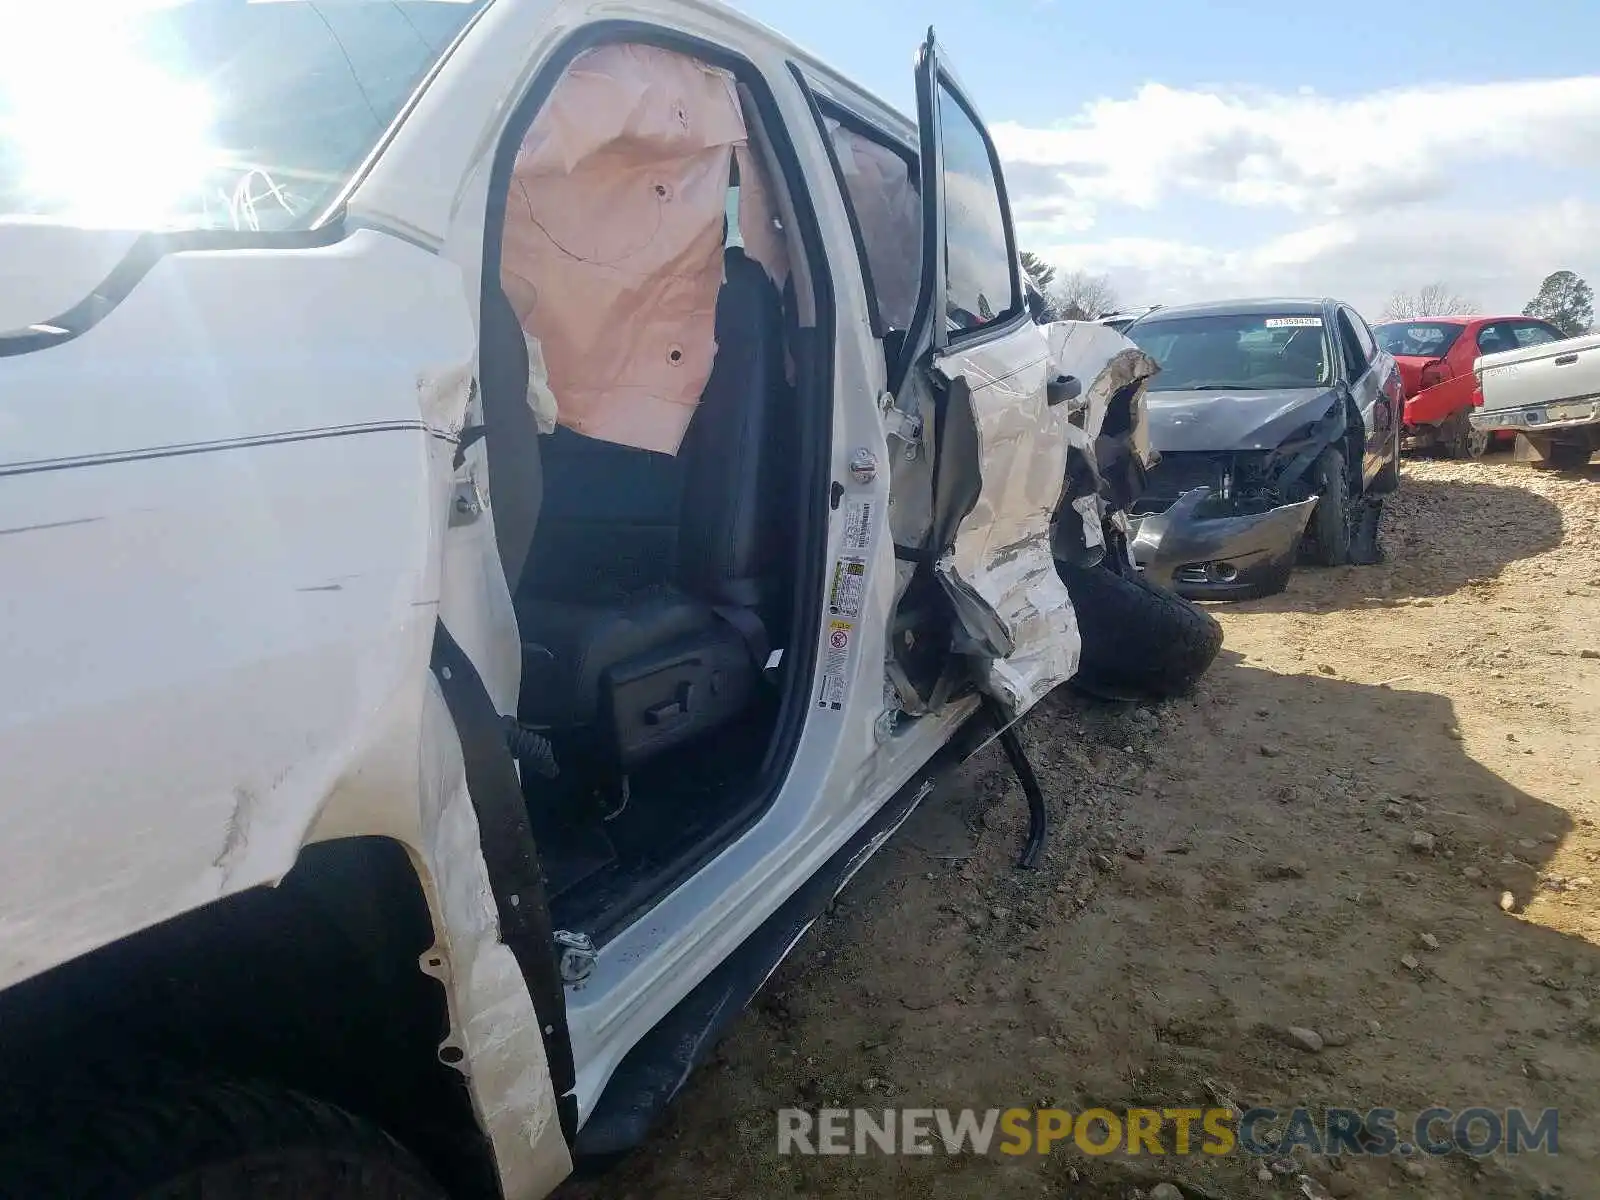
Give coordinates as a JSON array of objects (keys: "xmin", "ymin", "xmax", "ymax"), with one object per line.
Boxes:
[{"xmin": 0, "ymin": 2, "xmax": 1214, "ymax": 1196}]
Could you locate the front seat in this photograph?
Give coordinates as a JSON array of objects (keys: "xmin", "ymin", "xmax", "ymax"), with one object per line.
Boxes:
[{"xmin": 515, "ymin": 246, "xmax": 787, "ymax": 780}]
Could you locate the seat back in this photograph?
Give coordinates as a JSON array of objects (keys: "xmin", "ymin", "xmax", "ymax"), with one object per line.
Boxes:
[
  {"xmin": 479, "ymin": 283, "xmax": 543, "ymax": 594},
  {"xmin": 675, "ymin": 247, "xmax": 788, "ymax": 608}
]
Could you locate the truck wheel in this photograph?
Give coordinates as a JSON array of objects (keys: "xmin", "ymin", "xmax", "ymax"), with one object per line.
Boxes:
[
  {"xmin": 1303, "ymin": 447, "xmax": 1352, "ymax": 567},
  {"xmin": 0, "ymin": 1077, "xmax": 447, "ymax": 1200},
  {"xmin": 1060, "ymin": 561, "xmax": 1223, "ymax": 700},
  {"xmin": 1441, "ymin": 411, "xmax": 1488, "ymax": 460}
]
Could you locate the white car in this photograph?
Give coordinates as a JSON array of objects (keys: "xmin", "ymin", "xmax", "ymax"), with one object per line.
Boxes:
[{"xmin": 0, "ymin": 3, "xmax": 1171, "ymax": 1196}]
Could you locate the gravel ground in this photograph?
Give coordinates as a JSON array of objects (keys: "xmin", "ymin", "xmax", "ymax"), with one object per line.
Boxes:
[{"xmin": 570, "ymin": 452, "xmax": 1600, "ymax": 1200}]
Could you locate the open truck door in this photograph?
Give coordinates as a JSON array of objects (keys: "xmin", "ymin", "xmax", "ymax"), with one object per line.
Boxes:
[{"xmin": 884, "ymin": 30, "xmax": 1079, "ymax": 717}]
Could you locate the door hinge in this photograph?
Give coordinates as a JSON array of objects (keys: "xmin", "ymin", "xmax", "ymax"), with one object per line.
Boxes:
[
  {"xmin": 879, "ymin": 390, "xmax": 923, "ymax": 458},
  {"xmin": 554, "ymin": 930, "xmax": 597, "ymax": 985}
]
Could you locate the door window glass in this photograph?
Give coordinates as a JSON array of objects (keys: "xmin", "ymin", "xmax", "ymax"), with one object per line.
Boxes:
[
  {"xmin": 1510, "ymin": 322, "xmax": 1561, "ymax": 348},
  {"xmin": 936, "ymin": 80, "xmax": 1018, "ymax": 333},
  {"xmin": 823, "ymin": 117, "xmax": 921, "ymax": 333},
  {"xmin": 1336, "ymin": 310, "xmax": 1368, "ymax": 380},
  {"xmin": 1477, "ymin": 323, "xmax": 1519, "ymax": 356}
]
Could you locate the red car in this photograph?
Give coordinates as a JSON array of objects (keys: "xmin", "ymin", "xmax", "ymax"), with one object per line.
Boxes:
[{"xmin": 1374, "ymin": 315, "xmax": 1567, "ymax": 458}]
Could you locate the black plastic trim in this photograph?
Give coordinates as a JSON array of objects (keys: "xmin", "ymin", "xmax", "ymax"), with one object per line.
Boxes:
[
  {"xmin": 429, "ymin": 621, "xmax": 578, "ymax": 1146},
  {"xmin": 890, "ymin": 31, "xmax": 944, "ymax": 399}
]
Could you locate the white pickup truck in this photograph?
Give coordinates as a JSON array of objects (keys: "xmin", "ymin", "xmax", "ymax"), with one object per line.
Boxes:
[{"xmin": 1473, "ymin": 331, "xmax": 1600, "ymax": 468}]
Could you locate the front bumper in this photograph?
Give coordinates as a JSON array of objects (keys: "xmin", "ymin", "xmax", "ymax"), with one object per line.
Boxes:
[
  {"xmin": 1471, "ymin": 397, "xmax": 1600, "ymax": 435},
  {"xmin": 1130, "ymin": 488, "xmax": 1318, "ymax": 601}
]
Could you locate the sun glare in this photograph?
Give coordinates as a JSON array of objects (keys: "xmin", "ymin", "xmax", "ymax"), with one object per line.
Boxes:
[{"xmin": 1, "ymin": 5, "xmax": 217, "ymax": 228}]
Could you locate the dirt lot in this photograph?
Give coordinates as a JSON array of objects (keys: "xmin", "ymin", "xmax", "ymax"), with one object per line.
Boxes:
[{"xmin": 579, "ymin": 453, "xmax": 1600, "ymax": 1200}]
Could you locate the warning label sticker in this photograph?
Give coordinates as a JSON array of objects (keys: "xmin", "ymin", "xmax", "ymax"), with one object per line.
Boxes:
[
  {"xmin": 816, "ymin": 619, "xmax": 854, "ymax": 710},
  {"xmin": 1264, "ymin": 316, "xmax": 1323, "ymax": 328},
  {"xmin": 842, "ymin": 497, "xmax": 874, "ymax": 553},
  {"xmin": 827, "ymin": 555, "xmax": 867, "ymax": 619}
]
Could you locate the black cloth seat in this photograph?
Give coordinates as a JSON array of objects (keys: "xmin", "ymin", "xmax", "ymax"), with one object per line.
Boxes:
[{"xmin": 516, "ymin": 248, "xmax": 787, "ymax": 771}]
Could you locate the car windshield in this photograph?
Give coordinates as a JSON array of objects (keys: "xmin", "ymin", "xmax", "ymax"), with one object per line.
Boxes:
[
  {"xmin": 1129, "ymin": 313, "xmax": 1333, "ymax": 392},
  {"xmin": 0, "ymin": 1, "xmax": 487, "ymax": 232},
  {"xmin": 1374, "ymin": 321, "xmax": 1464, "ymax": 359}
]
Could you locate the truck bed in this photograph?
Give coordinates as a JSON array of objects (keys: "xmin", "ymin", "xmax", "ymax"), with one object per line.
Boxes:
[{"xmin": 1475, "ymin": 332, "xmax": 1600, "ymax": 415}]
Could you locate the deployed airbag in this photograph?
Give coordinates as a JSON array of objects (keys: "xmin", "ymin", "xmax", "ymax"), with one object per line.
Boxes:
[{"xmin": 501, "ymin": 44, "xmax": 786, "ymax": 455}]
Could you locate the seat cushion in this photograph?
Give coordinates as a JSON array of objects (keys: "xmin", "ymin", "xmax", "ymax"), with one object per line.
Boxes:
[
  {"xmin": 518, "ymin": 588, "xmax": 716, "ymax": 726},
  {"xmin": 518, "ymin": 587, "xmax": 759, "ymax": 771}
]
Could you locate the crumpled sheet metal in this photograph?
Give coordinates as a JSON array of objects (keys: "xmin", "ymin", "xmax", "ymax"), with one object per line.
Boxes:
[
  {"xmin": 933, "ymin": 335, "xmax": 1076, "ymax": 714},
  {"xmin": 1044, "ymin": 319, "xmax": 1160, "ymax": 456},
  {"xmin": 826, "ymin": 119, "xmax": 920, "ymax": 331},
  {"xmin": 501, "ymin": 44, "xmax": 787, "ymax": 456},
  {"xmin": 939, "ymin": 324, "xmax": 1160, "ymax": 714}
]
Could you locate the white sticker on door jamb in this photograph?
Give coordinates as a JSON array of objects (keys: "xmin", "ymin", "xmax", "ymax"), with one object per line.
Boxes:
[{"xmin": 816, "ymin": 619, "xmax": 855, "ymax": 711}]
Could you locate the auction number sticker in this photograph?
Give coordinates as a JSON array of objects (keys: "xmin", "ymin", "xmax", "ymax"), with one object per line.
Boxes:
[
  {"xmin": 816, "ymin": 619, "xmax": 855, "ymax": 710},
  {"xmin": 1264, "ymin": 316, "xmax": 1323, "ymax": 328}
]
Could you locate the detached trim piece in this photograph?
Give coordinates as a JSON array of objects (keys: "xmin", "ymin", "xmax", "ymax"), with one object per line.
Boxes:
[{"xmin": 429, "ymin": 621, "xmax": 578, "ymax": 1145}]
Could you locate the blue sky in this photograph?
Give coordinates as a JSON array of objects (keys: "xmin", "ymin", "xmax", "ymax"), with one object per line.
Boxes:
[{"xmin": 732, "ymin": 0, "xmax": 1600, "ymax": 320}]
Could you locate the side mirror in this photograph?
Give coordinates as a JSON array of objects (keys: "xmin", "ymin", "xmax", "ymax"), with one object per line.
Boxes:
[{"xmin": 1047, "ymin": 374, "xmax": 1083, "ymax": 409}]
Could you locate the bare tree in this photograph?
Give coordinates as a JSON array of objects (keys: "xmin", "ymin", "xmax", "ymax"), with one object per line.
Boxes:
[
  {"xmin": 1380, "ymin": 282, "xmax": 1479, "ymax": 321},
  {"xmin": 1050, "ymin": 270, "xmax": 1120, "ymax": 321}
]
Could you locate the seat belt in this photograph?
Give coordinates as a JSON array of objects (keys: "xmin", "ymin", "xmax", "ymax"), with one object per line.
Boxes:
[{"xmin": 711, "ymin": 604, "xmax": 776, "ymax": 683}]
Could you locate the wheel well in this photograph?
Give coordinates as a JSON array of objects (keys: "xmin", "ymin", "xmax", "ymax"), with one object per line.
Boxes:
[{"xmin": 0, "ymin": 836, "xmax": 497, "ymax": 1197}]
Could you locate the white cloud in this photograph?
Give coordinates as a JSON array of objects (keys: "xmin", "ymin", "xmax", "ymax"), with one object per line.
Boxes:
[
  {"xmin": 1041, "ymin": 200, "xmax": 1600, "ymax": 318},
  {"xmin": 991, "ymin": 77, "xmax": 1600, "ymax": 218},
  {"xmin": 992, "ymin": 77, "xmax": 1600, "ymax": 315}
]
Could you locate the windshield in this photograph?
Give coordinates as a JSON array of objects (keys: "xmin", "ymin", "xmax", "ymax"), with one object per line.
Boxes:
[
  {"xmin": 1374, "ymin": 321, "xmax": 1465, "ymax": 359},
  {"xmin": 0, "ymin": 1, "xmax": 486, "ymax": 232},
  {"xmin": 1129, "ymin": 313, "xmax": 1333, "ymax": 392}
]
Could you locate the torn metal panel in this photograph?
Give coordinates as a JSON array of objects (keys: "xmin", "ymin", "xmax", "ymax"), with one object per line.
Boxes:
[
  {"xmin": 930, "ymin": 328, "xmax": 1072, "ymax": 715},
  {"xmin": 932, "ymin": 323, "xmax": 1163, "ymax": 713},
  {"xmin": 1044, "ymin": 320, "xmax": 1160, "ymax": 449}
]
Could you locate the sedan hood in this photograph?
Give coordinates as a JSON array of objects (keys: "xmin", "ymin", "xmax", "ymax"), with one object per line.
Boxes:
[{"xmin": 1146, "ymin": 386, "xmax": 1339, "ymax": 453}]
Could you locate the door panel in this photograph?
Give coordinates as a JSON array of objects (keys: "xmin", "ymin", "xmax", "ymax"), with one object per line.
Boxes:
[
  {"xmin": 1337, "ymin": 307, "xmax": 1386, "ymax": 485},
  {"xmin": 905, "ymin": 32, "xmax": 1078, "ymax": 713}
]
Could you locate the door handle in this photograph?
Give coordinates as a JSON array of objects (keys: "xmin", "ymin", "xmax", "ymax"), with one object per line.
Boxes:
[{"xmin": 1555, "ymin": 353, "xmax": 1579, "ymax": 366}]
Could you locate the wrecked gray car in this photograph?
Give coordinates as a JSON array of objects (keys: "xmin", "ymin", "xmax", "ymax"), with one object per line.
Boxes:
[{"xmin": 1123, "ymin": 298, "xmax": 1404, "ymax": 599}]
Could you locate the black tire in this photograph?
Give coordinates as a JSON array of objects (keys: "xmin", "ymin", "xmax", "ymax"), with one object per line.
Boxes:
[
  {"xmin": 1440, "ymin": 410, "xmax": 1489, "ymax": 460},
  {"xmin": 1304, "ymin": 447, "xmax": 1351, "ymax": 567},
  {"xmin": 0, "ymin": 1077, "xmax": 447, "ymax": 1200},
  {"xmin": 1061, "ymin": 561, "xmax": 1223, "ymax": 700}
]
